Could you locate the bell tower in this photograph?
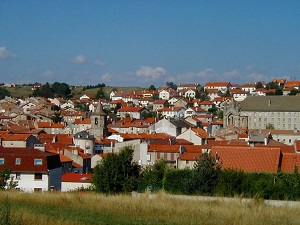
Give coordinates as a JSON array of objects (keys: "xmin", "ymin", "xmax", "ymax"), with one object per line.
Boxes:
[{"xmin": 90, "ymin": 101, "xmax": 107, "ymax": 140}]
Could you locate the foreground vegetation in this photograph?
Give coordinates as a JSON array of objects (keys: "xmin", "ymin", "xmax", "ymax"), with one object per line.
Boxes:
[
  {"xmin": 92, "ymin": 146, "xmax": 300, "ymax": 201},
  {"xmin": 1, "ymin": 191, "xmax": 300, "ymax": 225}
]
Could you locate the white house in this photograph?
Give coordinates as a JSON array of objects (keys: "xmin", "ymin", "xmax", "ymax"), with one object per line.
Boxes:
[
  {"xmin": 61, "ymin": 173, "xmax": 92, "ymax": 192},
  {"xmin": 0, "ymin": 147, "xmax": 62, "ymax": 192},
  {"xmin": 157, "ymin": 107, "xmax": 185, "ymax": 119},
  {"xmin": 159, "ymin": 90, "xmax": 170, "ymax": 100}
]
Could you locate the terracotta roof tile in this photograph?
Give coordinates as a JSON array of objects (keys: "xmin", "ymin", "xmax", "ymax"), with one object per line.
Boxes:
[
  {"xmin": 281, "ymin": 153, "xmax": 300, "ymax": 173},
  {"xmin": 62, "ymin": 173, "xmax": 91, "ymax": 183},
  {"xmin": 178, "ymin": 152, "xmax": 201, "ymax": 161},
  {"xmin": 148, "ymin": 144, "xmax": 181, "ymax": 153},
  {"xmin": 0, "ymin": 147, "xmax": 60, "ymax": 172},
  {"xmin": 211, "ymin": 146, "xmax": 281, "ymax": 173}
]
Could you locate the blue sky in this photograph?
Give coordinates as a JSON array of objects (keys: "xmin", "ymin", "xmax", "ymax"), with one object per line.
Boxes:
[{"xmin": 1, "ymin": 1, "xmax": 299, "ymax": 87}]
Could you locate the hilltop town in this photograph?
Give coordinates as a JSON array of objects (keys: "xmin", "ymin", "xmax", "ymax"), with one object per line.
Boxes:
[{"xmin": 1, "ymin": 79, "xmax": 300, "ymax": 192}]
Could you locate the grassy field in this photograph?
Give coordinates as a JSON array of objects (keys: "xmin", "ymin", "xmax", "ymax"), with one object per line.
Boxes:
[
  {"xmin": 5, "ymin": 85, "xmax": 145, "ymax": 99},
  {"xmin": 1, "ymin": 191, "xmax": 300, "ymax": 225}
]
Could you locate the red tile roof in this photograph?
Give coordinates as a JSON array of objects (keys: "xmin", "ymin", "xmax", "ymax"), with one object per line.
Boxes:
[
  {"xmin": 1, "ymin": 134, "xmax": 32, "ymax": 141},
  {"xmin": 62, "ymin": 173, "xmax": 91, "ymax": 183},
  {"xmin": 191, "ymin": 128, "xmax": 210, "ymax": 138},
  {"xmin": 73, "ymin": 118, "xmax": 91, "ymax": 124},
  {"xmin": 118, "ymin": 106, "xmax": 145, "ymax": 112},
  {"xmin": 148, "ymin": 144, "xmax": 181, "ymax": 153},
  {"xmin": 60, "ymin": 154, "xmax": 73, "ymax": 163},
  {"xmin": 178, "ymin": 152, "xmax": 201, "ymax": 161},
  {"xmin": 204, "ymin": 82, "xmax": 230, "ymax": 87},
  {"xmin": 175, "ymin": 139, "xmax": 194, "ymax": 145},
  {"xmin": 281, "ymin": 153, "xmax": 300, "ymax": 173},
  {"xmin": 184, "ymin": 145, "xmax": 203, "ymax": 153},
  {"xmin": 0, "ymin": 147, "xmax": 60, "ymax": 172},
  {"xmin": 211, "ymin": 146, "xmax": 281, "ymax": 173}
]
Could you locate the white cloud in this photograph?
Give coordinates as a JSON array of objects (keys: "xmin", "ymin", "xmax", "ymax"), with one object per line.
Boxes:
[
  {"xmin": 0, "ymin": 47, "xmax": 17, "ymax": 58},
  {"xmin": 101, "ymin": 73, "xmax": 112, "ymax": 82},
  {"xmin": 194, "ymin": 68, "xmax": 216, "ymax": 79},
  {"xmin": 73, "ymin": 54, "xmax": 86, "ymax": 64},
  {"xmin": 41, "ymin": 70, "xmax": 54, "ymax": 78},
  {"xmin": 136, "ymin": 66, "xmax": 167, "ymax": 80},
  {"xmin": 245, "ymin": 65, "xmax": 254, "ymax": 70},
  {"xmin": 94, "ymin": 60, "xmax": 106, "ymax": 66},
  {"xmin": 247, "ymin": 73, "xmax": 269, "ymax": 82},
  {"xmin": 223, "ymin": 69, "xmax": 241, "ymax": 79}
]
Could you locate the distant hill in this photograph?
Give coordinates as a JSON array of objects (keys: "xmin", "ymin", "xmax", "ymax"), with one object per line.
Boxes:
[{"xmin": 5, "ymin": 85, "xmax": 146, "ymax": 99}]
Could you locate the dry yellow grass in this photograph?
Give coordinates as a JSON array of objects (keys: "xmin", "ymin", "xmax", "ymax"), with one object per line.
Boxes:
[{"xmin": 1, "ymin": 191, "xmax": 300, "ymax": 225}]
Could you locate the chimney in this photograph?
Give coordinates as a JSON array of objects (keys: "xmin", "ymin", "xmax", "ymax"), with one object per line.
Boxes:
[{"xmin": 264, "ymin": 137, "xmax": 268, "ymax": 145}]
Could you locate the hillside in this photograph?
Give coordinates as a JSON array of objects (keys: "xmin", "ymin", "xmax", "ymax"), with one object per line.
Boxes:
[{"xmin": 5, "ymin": 85, "xmax": 146, "ymax": 99}]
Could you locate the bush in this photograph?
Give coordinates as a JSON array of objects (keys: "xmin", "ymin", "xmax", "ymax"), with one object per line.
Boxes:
[
  {"xmin": 92, "ymin": 145, "xmax": 140, "ymax": 193},
  {"xmin": 216, "ymin": 169, "xmax": 245, "ymax": 197},
  {"xmin": 163, "ymin": 168, "xmax": 193, "ymax": 194},
  {"xmin": 138, "ymin": 159, "xmax": 167, "ymax": 193}
]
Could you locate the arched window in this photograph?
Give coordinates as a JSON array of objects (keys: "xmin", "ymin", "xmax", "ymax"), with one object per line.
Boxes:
[{"xmin": 95, "ymin": 118, "xmax": 98, "ymax": 125}]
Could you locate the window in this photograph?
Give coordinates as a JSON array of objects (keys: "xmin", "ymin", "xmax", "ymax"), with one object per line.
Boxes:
[
  {"xmin": 34, "ymin": 188, "xmax": 42, "ymax": 192},
  {"xmin": 0, "ymin": 158, "xmax": 4, "ymax": 165},
  {"xmin": 34, "ymin": 173, "xmax": 42, "ymax": 180},
  {"xmin": 34, "ymin": 159, "xmax": 43, "ymax": 165},
  {"xmin": 15, "ymin": 158, "xmax": 21, "ymax": 165}
]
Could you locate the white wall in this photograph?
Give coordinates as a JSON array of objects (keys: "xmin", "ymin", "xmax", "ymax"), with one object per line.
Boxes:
[
  {"xmin": 61, "ymin": 182, "xmax": 91, "ymax": 192},
  {"xmin": 10, "ymin": 172, "xmax": 49, "ymax": 192}
]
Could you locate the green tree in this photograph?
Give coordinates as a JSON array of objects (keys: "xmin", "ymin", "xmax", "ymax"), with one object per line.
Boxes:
[
  {"xmin": 192, "ymin": 153, "xmax": 221, "ymax": 195},
  {"xmin": 92, "ymin": 146, "xmax": 140, "ymax": 193},
  {"xmin": 95, "ymin": 87, "xmax": 106, "ymax": 99},
  {"xmin": 266, "ymin": 123, "xmax": 275, "ymax": 129},
  {"xmin": 0, "ymin": 88, "xmax": 10, "ymax": 100},
  {"xmin": 255, "ymin": 82, "xmax": 263, "ymax": 89},
  {"xmin": 166, "ymin": 82, "xmax": 177, "ymax": 90},
  {"xmin": 51, "ymin": 111, "xmax": 64, "ymax": 123},
  {"xmin": 114, "ymin": 103, "xmax": 122, "ymax": 115},
  {"xmin": 0, "ymin": 169, "xmax": 16, "ymax": 190},
  {"xmin": 138, "ymin": 159, "xmax": 167, "ymax": 192},
  {"xmin": 266, "ymin": 81, "xmax": 279, "ymax": 90},
  {"xmin": 32, "ymin": 82, "xmax": 54, "ymax": 98},
  {"xmin": 52, "ymin": 82, "xmax": 71, "ymax": 98},
  {"xmin": 149, "ymin": 85, "xmax": 156, "ymax": 90},
  {"xmin": 288, "ymin": 89, "xmax": 300, "ymax": 96}
]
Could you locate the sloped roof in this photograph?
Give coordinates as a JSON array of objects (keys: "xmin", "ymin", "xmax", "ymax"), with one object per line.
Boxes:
[
  {"xmin": 118, "ymin": 106, "xmax": 145, "ymax": 112},
  {"xmin": 62, "ymin": 173, "xmax": 92, "ymax": 183},
  {"xmin": 178, "ymin": 83, "xmax": 199, "ymax": 87},
  {"xmin": 0, "ymin": 147, "xmax": 61, "ymax": 172},
  {"xmin": 280, "ymin": 153, "xmax": 300, "ymax": 173},
  {"xmin": 170, "ymin": 119, "xmax": 192, "ymax": 128},
  {"xmin": 240, "ymin": 96, "xmax": 300, "ymax": 112},
  {"xmin": 1, "ymin": 133, "xmax": 32, "ymax": 141},
  {"xmin": 211, "ymin": 146, "xmax": 281, "ymax": 173},
  {"xmin": 175, "ymin": 139, "xmax": 194, "ymax": 145},
  {"xmin": 204, "ymin": 81, "xmax": 230, "ymax": 87},
  {"xmin": 60, "ymin": 154, "xmax": 73, "ymax": 163},
  {"xmin": 191, "ymin": 128, "xmax": 210, "ymax": 138},
  {"xmin": 184, "ymin": 145, "xmax": 203, "ymax": 153},
  {"xmin": 148, "ymin": 144, "xmax": 181, "ymax": 153},
  {"xmin": 178, "ymin": 152, "xmax": 201, "ymax": 161}
]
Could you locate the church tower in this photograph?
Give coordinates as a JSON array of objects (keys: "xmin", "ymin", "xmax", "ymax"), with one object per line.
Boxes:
[{"xmin": 90, "ymin": 101, "xmax": 107, "ymax": 141}]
